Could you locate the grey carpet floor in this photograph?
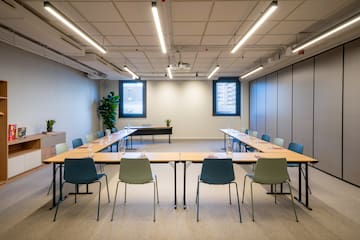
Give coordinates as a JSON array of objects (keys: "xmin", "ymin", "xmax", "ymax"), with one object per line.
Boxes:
[{"xmin": 0, "ymin": 139, "xmax": 359, "ymax": 240}]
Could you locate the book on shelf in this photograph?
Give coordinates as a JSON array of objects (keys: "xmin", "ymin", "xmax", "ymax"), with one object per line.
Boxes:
[
  {"xmin": 8, "ymin": 124, "xmax": 16, "ymax": 141},
  {"xmin": 17, "ymin": 127, "xmax": 26, "ymax": 138}
]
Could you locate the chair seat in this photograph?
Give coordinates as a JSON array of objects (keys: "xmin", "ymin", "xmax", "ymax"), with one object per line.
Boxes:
[
  {"xmin": 97, "ymin": 173, "xmax": 106, "ymax": 179},
  {"xmin": 287, "ymin": 163, "xmax": 299, "ymax": 167}
]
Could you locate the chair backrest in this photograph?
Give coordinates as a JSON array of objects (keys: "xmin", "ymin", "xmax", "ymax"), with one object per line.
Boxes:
[
  {"xmin": 261, "ymin": 134, "xmax": 271, "ymax": 142},
  {"xmin": 200, "ymin": 158, "xmax": 235, "ymax": 184},
  {"xmin": 85, "ymin": 134, "xmax": 94, "ymax": 143},
  {"xmin": 288, "ymin": 142, "xmax": 304, "ymax": 154},
  {"xmin": 55, "ymin": 143, "xmax": 68, "ymax": 155},
  {"xmin": 253, "ymin": 158, "xmax": 289, "ymax": 184},
  {"xmin": 119, "ymin": 158, "xmax": 153, "ymax": 184},
  {"xmin": 245, "ymin": 129, "xmax": 249, "ymax": 134},
  {"xmin": 272, "ymin": 137, "xmax": 284, "ymax": 147},
  {"xmin": 64, "ymin": 158, "xmax": 98, "ymax": 184},
  {"xmin": 97, "ymin": 131, "xmax": 105, "ymax": 138},
  {"xmin": 251, "ymin": 130, "xmax": 258, "ymax": 137},
  {"xmin": 111, "ymin": 127, "xmax": 118, "ymax": 133},
  {"xmin": 240, "ymin": 128, "xmax": 247, "ymax": 133},
  {"xmin": 72, "ymin": 138, "xmax": 83, "ymax": 149}
]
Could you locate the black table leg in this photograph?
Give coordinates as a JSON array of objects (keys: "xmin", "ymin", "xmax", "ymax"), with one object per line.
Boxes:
[
  {"xmin": 305, "ymin": 163, "xmax": 311, "ymax": 209},
  {"xmin": 174, "ymin": 161, "xmax": 177, "ymax": 209},
  {"xmin": 51, "ymin": 163, "xmax": 56, "ymax": 209},
  {"xmin": 59, "ymin": 164, "xmax": 63, "ymax": 201},
  {"xmin": 169, "ymin": 134, "xmax": 171, "ymax": 144},
  {"xmin": 298, "ymin": 163, "xmax": 302, "ymax": 202},
  {"xmin": 183, "ymin": 161, "xmax": 187, "ymax": 209}
]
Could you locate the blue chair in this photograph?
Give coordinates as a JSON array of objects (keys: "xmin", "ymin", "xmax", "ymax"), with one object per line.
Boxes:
[
  {"xmin": 242, "ymin": 158, "xmax": 298, "ymax": 222},
  {"xmin": 111, "ymin": 127, "xmax": 118, "ymax": 133},
  {"xmin": 196, "ymin": 158, "xmax": 242, "ymax": 222},
  {"xmin": 72, "ymin": 138, "xmax": 83, "ymax": 149},
  {"xmin": 53, "ymin": 158, "xmax": 110, "ymax": 221},
  {"xmin": 261, "ymin": 134, "xmax": 271, "ymax": 142},
  {"xmin": 287, "ymin": 142, "xmax": 311, "ymax": 194},
  {"xmin": 97, "ymin": 131, "xmax": 105, "ymax": 138}
]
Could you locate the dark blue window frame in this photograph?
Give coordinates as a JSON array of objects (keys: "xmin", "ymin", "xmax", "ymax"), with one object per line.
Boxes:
[
  {"xmin": 213, "ymin": 77, "xmax": 241, "ymax": 116},
  {"xmin": 119, "ymin": 80, "xmax": 147, "ymax": 118}
]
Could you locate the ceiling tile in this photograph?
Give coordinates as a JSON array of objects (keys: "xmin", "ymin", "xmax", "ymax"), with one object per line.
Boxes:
[
  {"xmin": 71, "ymin": 2, "xmax": 121, "ymax": 22},
  {"xmin": 115, "ymin": 2, "xmax": 153, "ymax": 22},
  {"xmin": 136, "ymin": 36, "xmax": 159, "ymax": 46},
  {"xmin": 197, "ymin": 51, "xmax": 221, "ymax": 58},
  {"xmin": 93, "ymin": 22, "xmax": 131, "ymax": 36},
  {"xmin": 106, "ymin": 36, "xmax": 137, "ymax": 46},
  {"xmin": 243, "ymin": 50, "xmax": 274, "ymax": 58},
  {"xmin": 128, "ymin": 22, "xmax": 156, "ymax": 35},
  {"xmin": 247, "ymin": 1, "xmax": 302, "ymax": 21},
  {"xmin": 202, "ymin": 36, "xmax": 232, "ymax": 45},
  {"xmin": 287, "ymin": 0, "xmax": 355, "ymax": 20},
  {"xmin": 236, "ymin": 21, "xmax": 279, "ymax": 35},
  {"xmin": 76, "ymin": 22, "xmax": 101, "ymax": 35},
  {"xmin": 256, "ymin": 35, "xmax": 296, "ymax": 45},
  {"xmin": 131, "ymin": 58, "xmax": 150, "ymax": 64},
  {"xmin": 145, "ymin": 52, "xmax": 168, "ymax": 59},
  {"xmin": 173, "ymin": 36, "xmax": 201, "ymax": 45},
  {"xmin": 218, "ymin": 58, "xmax": 237, "ymax": 65},
  {"xmin": 122, "ymin": 51, "xmax": 146, "ymax": 58},
  {"xmin": 205, "ymin": 22, "xmax": 239, "ymax": 35},
  {"xmin": 210, "ymin": 1, "xmax": 257, "ymax": 21},
  {"xmin": 269, "ymin": 21, "xmax": 316, "ymax": 34},
  {"xmin": 172, "ymin": 1, "xmax": 213, "ymax": 21},
  {"xmin": 173, "ymin": 22, "xmax": 206, "ymax": 35}
]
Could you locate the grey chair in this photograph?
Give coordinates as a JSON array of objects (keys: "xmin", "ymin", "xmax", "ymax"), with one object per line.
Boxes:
[
  {"xmin": 111, "ymin": 158, "xmax": 159, "ymax": 222},
  {"xmin": 242, "ymin": 158, "xmax": 298, "ymax": 222},
  {"xmin": 47, "ymin": 143, "xmax": 69, "ymax": 195}
]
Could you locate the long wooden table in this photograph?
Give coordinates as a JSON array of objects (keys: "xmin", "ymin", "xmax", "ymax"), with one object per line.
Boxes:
[{"xmin": 219, "ymin": 128, "xmax": 318, "ymax": 210}]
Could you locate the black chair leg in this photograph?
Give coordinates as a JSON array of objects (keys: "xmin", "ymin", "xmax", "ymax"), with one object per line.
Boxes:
[{"xmin": 53, "ymin": 182, "xmax": 66, "ymax": 222}]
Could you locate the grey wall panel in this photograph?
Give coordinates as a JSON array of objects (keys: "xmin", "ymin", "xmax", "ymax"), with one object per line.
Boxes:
[
  {"xmin": 265, "ymin": 73, "xmax": 278, "ymax": 138},
  {"xmin": 314, "ymin": 47, "xmax": 343, "ymax": 178},
  {"xmin": 256, "ymin": 78, "xmax": 266, "ymax": 136},
  {"xmin": 277, "ymin": 67, "xmax": 293, "ymax": 147},
  {"xmin": 292, "ymin": 59, "xmax": 314, "ymax": 156},
  {"xmin": 343, "ymin": 39, "xmax": 360, "ymax": 186},
  {"xmin": 249, "ymin": 81, "xmax": 257, "ymax": 130}
]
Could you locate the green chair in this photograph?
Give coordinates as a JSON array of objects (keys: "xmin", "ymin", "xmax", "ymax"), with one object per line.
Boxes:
[
  {"xmin": 196, "ymin": 158, "xmax": 242, "ymax": 222},
  {"xmin": 111, "ymin": 158, "xmax": 159, "ymax": 222},
  {"xmin": 272, "ymin": 137, "xmax": 285, "ymax": 147},
  {"xmin": 53, "ymin": 157, "xmax": 110, "ymax": 221},
  {"xmin": 47, "ymin": 143, "xmax": 69, "ymax": 195},
  {"xmin": 242, "ymin": 158, "xmax": 298, "ymax": 222},
  {"xmin": 72, "ymin": 138, "xmax": 83, "ymax": 149},
  {"xmin": 85, "ymin": 134, "xmax": 94, "ymax": 143}
]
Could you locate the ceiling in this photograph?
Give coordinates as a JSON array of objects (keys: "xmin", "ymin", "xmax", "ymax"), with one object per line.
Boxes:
[{"xmin": 0, "ymin": 0, "xmax": 360, "ymax": 80}]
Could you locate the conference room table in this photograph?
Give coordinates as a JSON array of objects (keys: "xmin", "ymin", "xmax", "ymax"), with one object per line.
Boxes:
[{"xmin": 219, "ymin": 128, "xmax": 318, "ymax": 210}]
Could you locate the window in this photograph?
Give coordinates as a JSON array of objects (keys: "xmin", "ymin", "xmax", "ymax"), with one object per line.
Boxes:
[
  {"xmin": 213, "ymin": 78, "xmax": 240, "ymax": 116},
  {"xmin": 119, "ymin": 80, "xmax": 146, "ymax": 118}
]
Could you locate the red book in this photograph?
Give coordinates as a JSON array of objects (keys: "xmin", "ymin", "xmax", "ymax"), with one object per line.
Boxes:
[{"xmin": 8, "ymin": 124, "xmax": 16, "ymax": 141}]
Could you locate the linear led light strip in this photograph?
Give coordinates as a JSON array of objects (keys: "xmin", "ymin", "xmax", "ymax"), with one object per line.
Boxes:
[
  {"xmin": 124, "ymin": 66, "xmax": 139, "ymax": 79},
  {"xmin": 231, "ymin": 1, "xmax": 278, "ymax": 54},
  {"xmin": 152, "ymin": 2, "xmax": 167, "ymax": 54},
  {"xmin": 208, "ymin": 65, "xmax": 220, "ymax": 79},
  {"xmin": 292, "ymin": 14, "xmax": 360, "ymax": 53},
  {"xmin": 240, "ymin": 65, "xmax": 263, "ymax": 79},
  {"xmin": 167, "ymin": 65, "xmax": 173, "ymax": 79},
  {"xmin": 44, "ymin": 1, "xmax": 106, "ymax": 54}
]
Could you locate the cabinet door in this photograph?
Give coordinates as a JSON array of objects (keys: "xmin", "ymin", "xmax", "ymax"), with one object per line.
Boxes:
[
  {"xmin": 24, "ymin": 150, "xmax": 42, "ymax": 171},
  {"xmin": 8, "ymin": 155, "xmax": 25, "ymax": 178}
]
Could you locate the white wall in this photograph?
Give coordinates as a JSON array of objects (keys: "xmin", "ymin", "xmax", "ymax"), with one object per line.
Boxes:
[
  {"xmin": 0, "ymin": 41, "xmax": 100, "ymax": 147},
  {"xmin": 100, "ymin": 79, "xmax": 249, "ymax": 139}
]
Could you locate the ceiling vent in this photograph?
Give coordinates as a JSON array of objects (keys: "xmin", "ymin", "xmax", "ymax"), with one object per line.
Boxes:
[{"xmin": 171, "ymin": 61, "xmax": 191, "ymax": 72}]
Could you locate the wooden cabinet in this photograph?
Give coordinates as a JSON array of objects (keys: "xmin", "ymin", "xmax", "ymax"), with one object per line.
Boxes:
[
  {"xmin": 41, "ymin": 132, "xmax": 66, "ymax": 160},
  {"xmin": 0, "ymin": 80, "xmax": 8, "ymax": 182}
]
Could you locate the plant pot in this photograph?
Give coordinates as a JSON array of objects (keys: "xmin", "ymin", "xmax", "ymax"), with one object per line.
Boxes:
[{"xmin": 47, "ymin": 127, "xmax": 53, "ymax": 132}]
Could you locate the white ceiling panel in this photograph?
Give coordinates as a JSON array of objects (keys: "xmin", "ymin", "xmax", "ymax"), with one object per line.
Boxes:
[
  {"xmin": 93, "ymin": 22, "xmax": 131, "ymax": 36},
  {"xmin": 173, "ymin": 22, "xmax": 206, "ymax": 35},
  {"xmin": 205, "ymin": 22, "xmax": 239, "ymax": 35},
  {"xmin": 202, "ymin": 36, "xmax": 232, "ymax": 45},
  {"xmin": 257, "ymin": 35, "xmax": 295, "ymax": 45},
  {"xmin": 106, "ymin": 36, "xmax": 137, "ymax": 46},
  {"xmin": 71, "ymin": 2, "xmax": 121, "ymax": 22},
  {"xmin": 243, "ymin": 50, "xmax": 274, "ymax": 58},
  {"xmin": 145, "ymin": 51, "xmax": 168, "ymax": 59},
  {"xmin": 136, "ymin": 36, "xmax": 159, "ymax": 46},
  {"xmin": 269, "ymin": 21, "xmax": 316, "ymax": 34},
  {"xmin": 172, "ymin": 1, "xmax": 213, "ymax": 21},
  {"xmin": 173, "ymin": 36, "xmax": 201, "ymax": 45},
  {"xmin": 247, "ymin": 1, "xmax": 302, "ymax": 21},
  {"xmin": 76, "ymin": 22, "xmax": 101, "ymax": 35},
  {"xmin": 236, "ymin": 21, "xmax": 279, "ymax": 35},
  {"xmin": 128, "ymin": 22, "xmax": 156, "ymax": 36},
  {"xmin": 115, "ymin": 2, "xmax": 153, "ymax": 22},
  {"xmin": 197, "ymin": 51, "xmax": 221, "ymax": 58},
  {"xmin": 210, "ymin": 1, "xmax": 257, "ymax": 21},
  {"xmin": 122, "ymin": 51, "xmax": 146, "ymax": 58}
]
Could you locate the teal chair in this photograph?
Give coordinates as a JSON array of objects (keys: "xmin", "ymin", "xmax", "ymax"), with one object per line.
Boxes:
[
  {"xmin": 72, "ymin": 138, "xmax": 83, "ymax": 149},
  {"xmin": 242, "ymin": 158, "xmax": 298, "ymax": 222},
  {"xmin": 111, "ymin": 158, "xmax": 159, "ymax": 222},
  {"xmin": 97, "ymin": 131, "xmax": 105, "ymax": 138},
  {"xmin": 53, "ymin": 158, "xmax": 110, "ymax": 221},
  {"xmin": 272, "ymin": 137, "xmax": 285, "ymax": 147},
  {"xmin": 47, "ymin": 143, "xmax": 69, "ymax": 195},
  {"xmin": 196, "ymin": 158, "xmax": 242, "ymax": 222},
  {"xmin": 85, "ymin": 134, "xmax": 94, "ymax": 143},
  {"xmin": 247, "ymin": 133, "xmax": 270, "ymax": 152}
]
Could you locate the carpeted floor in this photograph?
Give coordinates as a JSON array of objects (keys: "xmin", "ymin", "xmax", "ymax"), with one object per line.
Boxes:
[{"xmin": 0, "ymin": 139, "xmax": 359, "ymax": 240}]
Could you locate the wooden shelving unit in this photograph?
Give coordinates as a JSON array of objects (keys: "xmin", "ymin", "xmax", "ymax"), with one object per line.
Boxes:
[{"xmin": 0, "ymin": 80, "xmax": 8, "ymax": 182}]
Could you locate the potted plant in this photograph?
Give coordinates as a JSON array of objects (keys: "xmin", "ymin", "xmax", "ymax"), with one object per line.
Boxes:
[
  {"xmin": 46, "ymin": 120, "xmax": 56, "ymax": 132},
  {"xmin": 97, "ymin": 91, "xmax": 120, "ymax": 130},
  {"xmin": 165, "ymin": 119, "xmax": 171, "ymax": 127}
]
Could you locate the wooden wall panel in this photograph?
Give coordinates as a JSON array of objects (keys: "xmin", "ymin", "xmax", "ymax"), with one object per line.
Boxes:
[
  {"xmin": 343, "ymin": 39, "xmax": 360, "ymax": 186},
  {"xmin": 292, "ymin": 59, "xmax": 314, "ymax": 157},
  {"xmin": 265, "ymin": 73, "xmax": 278, "ymax": 138},
  {"xmin": 314, "ymin": 47, "xmax": 343, "ymax": 178},
  {"xmin": 277, "ymin": 67, "xmax": 293, "ymax": 147}
]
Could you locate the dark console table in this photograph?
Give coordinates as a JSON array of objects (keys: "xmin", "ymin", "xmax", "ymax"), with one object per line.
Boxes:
[{"xmin": 127, "ymin": 126, "xmax": 173, "ymax": 148}]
